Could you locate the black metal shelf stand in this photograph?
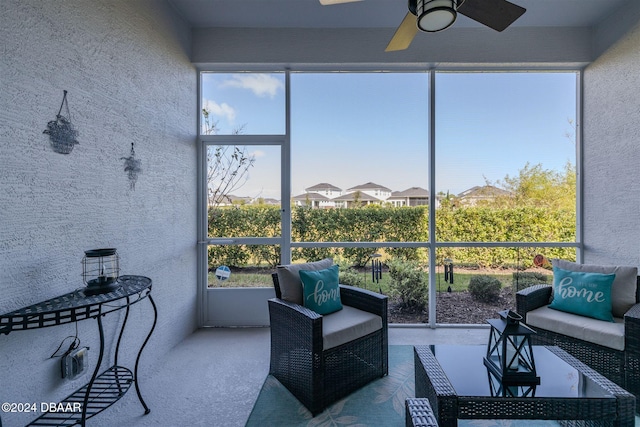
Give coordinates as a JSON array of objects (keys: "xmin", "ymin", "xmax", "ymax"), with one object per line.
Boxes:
[{"xmin": 0, "ymin": 275, "xmax": 157, "ymax": 426}]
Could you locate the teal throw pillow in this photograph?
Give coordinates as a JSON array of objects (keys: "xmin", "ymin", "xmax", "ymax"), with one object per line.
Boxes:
[
  {"xmin": 300, "ymin": 264, "xmax": 343, "ymax": 315},
  {"xmin": 549, "ymin": 267, "xmax": 616, "ymax": 322}
]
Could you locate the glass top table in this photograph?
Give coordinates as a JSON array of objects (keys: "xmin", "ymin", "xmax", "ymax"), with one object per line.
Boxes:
[
  {"xmin": 434, "ymin": 344, "xmax": 610, "ymax": 398},
  {"xmin": 413, "ymin": 345, "xmax": 635, "ymax": 427}
]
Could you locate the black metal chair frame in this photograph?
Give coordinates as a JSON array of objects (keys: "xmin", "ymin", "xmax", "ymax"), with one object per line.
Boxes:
[
  {"xmin": 516, "ymin": 276, "xmax": 640, "ymax": 405},
  {"xmin": 268, "ymin": 273, "xmax": 388, "ymax": 415}
]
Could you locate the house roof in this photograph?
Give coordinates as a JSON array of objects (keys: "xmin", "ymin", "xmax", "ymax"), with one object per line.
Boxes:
[
  {"xmin": 457, "ymin": 185, "xmax": 511, "ymax": 198},
  {"xmin": 346, "ymin": 182, "xmax": 392, "ymax": 193},
  {"xmin": 219, "ymin": 194, "xmax": 252, "ymax": 204},
  {"xmin": 261, "ymin": 198, "xmax": 280, "ymax": 205},
  {"xmin": 390, "ymin": 187, "xmax": 430, "ymax": 198},
  {"xmin": 292, "ymin": 192, "xmax": 330, "ymax": 201},
  {"xmin": 305, "ymin": 183, "xmax": 341, "ymax": 192},
  {"xmin": 332, "ymin": 192, "xmax": 381, "ymax": 202}
]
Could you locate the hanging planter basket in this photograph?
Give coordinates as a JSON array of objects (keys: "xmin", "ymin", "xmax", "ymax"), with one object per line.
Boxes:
[{"xmin": 43, "ymin": 90, "xmax": 79, "ymax": 154}]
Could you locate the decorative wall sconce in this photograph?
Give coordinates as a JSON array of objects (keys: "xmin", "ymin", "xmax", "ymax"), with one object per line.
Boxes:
[
  {"xmin": 43, "ymin": 90, "xmax": 79, "ymax": 154},
  {"xmin": 121, "ymin": 142, "xmax": 142, "ymax": 190}
]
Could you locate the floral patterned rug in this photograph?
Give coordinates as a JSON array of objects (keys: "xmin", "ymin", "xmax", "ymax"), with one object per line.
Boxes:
[
  {"xmin": 246, "ymin": 346, "xmax": 414, "ymax": 427},
  {"xmin": 246, "ymin": 346, "xmax": 636, "ymax": 427}
]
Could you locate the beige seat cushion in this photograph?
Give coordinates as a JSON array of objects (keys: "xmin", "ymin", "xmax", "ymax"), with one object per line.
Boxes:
[
  {"xmin": 553, "ymin": 259, "xmax": 638, "ymax": 318},
  {"xmin": 276, "ymin": 258, "xmax": 333, "ymax": 305},
  {"xmin": 322, "ymin": 305, "xmax": 382, "ymax": 350},
  {"xmin": 526, "ymin": 305, "xmax": 625, "ymax": 351}
]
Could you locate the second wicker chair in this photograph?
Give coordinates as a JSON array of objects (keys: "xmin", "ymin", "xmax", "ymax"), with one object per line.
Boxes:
[{"xmin": 268, "ymin": 270, "xmax": 388, "ymax": 415}]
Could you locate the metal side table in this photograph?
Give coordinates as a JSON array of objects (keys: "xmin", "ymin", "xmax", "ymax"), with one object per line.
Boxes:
[{"xmin": 0, "ymin": 275, "xmax": 157, "ymax": 426}]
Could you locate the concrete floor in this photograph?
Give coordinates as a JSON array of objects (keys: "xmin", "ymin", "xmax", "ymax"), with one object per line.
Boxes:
[{"xmin": 96, "ymin": 325, "xmax": 489, "ymax": 427}]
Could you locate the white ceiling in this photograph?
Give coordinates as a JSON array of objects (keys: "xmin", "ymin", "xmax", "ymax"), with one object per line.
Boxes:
[{"xmin": 168, "ymin": 0, "xmax": 630, "ymax": 30}]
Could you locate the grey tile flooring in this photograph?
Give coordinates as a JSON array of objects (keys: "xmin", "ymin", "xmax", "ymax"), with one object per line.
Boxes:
[{"xmin": 95, "ymin": 325, "xmax": 489, "ymax": 426}]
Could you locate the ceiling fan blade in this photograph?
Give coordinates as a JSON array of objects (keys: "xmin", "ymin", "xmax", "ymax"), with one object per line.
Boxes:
[
  {"xmin": 319, "ymin": 0, "xmax": 362, "ymax": 5},
  {"xmin": 385, "ymin": 12, "xmax": 418, "ymax": 52},
  {"xmin": 457, "ymin": 0, "xmax": 526, "ymax": 32}
]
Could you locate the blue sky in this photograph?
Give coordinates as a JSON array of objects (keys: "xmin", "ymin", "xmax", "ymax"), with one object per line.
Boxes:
[{"xmin": 202, "ymin": 71, "xmax": 576, "ymax": 200}]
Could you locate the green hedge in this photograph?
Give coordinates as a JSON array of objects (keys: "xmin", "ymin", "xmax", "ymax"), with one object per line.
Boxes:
[
  {"xmin": 435, "ymin": 207, "xmax": 575, "ymax": 268},
  {"xmin": 207, "ymin": 205, "xmax": 575, "ymax": 268},
  {"xmin": 292, "ymin": 205, "xmax": 428, "ymax": 266}
]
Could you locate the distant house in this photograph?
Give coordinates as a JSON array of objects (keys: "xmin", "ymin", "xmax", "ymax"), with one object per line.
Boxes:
[
  {"xmin": 215, "ymin": 194, "xmax": 280, "ymax": 207},
  {"xmin": 345, "ymin": 182, "xmax": 392, "ymax": 201},
  {"xmin": 256, "ymin": 197, "xmax": 280, "ymax": 206},
  {"xmin": 305, "ymin": 182, "xmax": 342, "ymax": 198},
  {"xmin": 332, "ymin": 190, "xmax": 382, "ymax": 208},
  {"xmin": 215, "ymin": 194, "xmax": 253, "ymax": 206},
  {"xmin": 388, "ymin": 187, "xmax": 433, "ymax": 207},
  {"xmin": 292, "ymin": 192, "xmax": 332, "ymax": 208},
  {"xmin": 293, "ymin": 183, "xmax": 342, "ymax": 208},
  {"xmin": 456, "ymin": 185, "xmax": 511, "ymax": 206},
  {"xmin": 227, "ymin": 182, "xmax": 515, "ymax": 209}
]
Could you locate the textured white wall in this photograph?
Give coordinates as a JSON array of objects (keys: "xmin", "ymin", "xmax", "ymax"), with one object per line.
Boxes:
[
  {"xmin": 583, "ymin": 20, "xmax": 640, "ymax": 267},
  {"xmin": 0, "ymin": 1, "xmax": 196, "ymax": 425}
]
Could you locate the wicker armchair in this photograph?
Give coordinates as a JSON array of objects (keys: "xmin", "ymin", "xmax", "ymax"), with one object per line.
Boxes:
[
  {"xmin": 268, "ymin": 273, "xmax": 388, "ymax": 415},
  {"xmin": 516, "ymin": 276, "xmax": 640, "ymax": 401}
]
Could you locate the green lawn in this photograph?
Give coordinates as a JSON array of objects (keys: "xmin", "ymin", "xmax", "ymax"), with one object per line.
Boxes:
[
  {"xmin": 209, "ymin": 271, "xmax": 273, "ymax": 287},
  {"xmin": 208, "ymin": 269, "xmax": 549, "ymax": 292}
]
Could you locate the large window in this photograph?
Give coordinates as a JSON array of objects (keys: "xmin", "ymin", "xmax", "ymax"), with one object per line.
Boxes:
[
  {"xmin": 290, "ymin": 73, "xmax": 429, "ymax": 226},
  {"xmin": 200, "ymin": 72, "xmax": 286, "ymax": 288},
  {"xmin": 435, "ymin": 72, "xmax": 577, "ymax": 241},
  {"xmin": 201, "ymin": 72, "xmax": 285, "ymax": 135},
  {"xmin": 199, "ymin": 70, "xmax": 579, "ymax": 325}
]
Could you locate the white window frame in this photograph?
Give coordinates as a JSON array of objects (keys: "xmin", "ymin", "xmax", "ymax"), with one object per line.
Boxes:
[{"xmin": 196, "ymin": 68, "xmax": 583, "ymax": 328}]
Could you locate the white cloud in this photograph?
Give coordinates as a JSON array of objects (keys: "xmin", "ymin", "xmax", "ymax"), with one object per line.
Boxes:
[
  {"xmin": 222, "ymin": 74, "xmax": 284, "ymax": 98},
  {"xmin": 251, "ymin": 149, "xmax": 266, "ymax": 158},
  {"xmin": 203, "ymin": 98, "xmax": 236, "ymax": 123}
]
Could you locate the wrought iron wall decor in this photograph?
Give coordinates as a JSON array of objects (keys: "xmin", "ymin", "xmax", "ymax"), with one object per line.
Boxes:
[
  {"xmin": 43, "ymin": 90, "xmax": 79, "ymax": 154},
  {"xmin": 121, "ymin": 142, "xmax": 142, "ymax": 190}
]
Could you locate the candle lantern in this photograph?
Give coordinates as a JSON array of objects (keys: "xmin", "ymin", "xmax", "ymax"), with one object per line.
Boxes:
[
  {"xmin": 483, "ymin": 309, "xmax": 539, "ymax": 385},
  {"xmin": 82, "ymin": 248, "xmax": 120, "ymax": 295}
]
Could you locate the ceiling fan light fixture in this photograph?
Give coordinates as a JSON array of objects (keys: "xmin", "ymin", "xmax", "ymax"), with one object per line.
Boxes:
[{"xmin": 416, "ymin": 0, "xmax": 458, "ymax": 32}]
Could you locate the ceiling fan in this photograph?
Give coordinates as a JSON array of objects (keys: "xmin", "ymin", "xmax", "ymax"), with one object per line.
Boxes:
[{"xmin": 319, "ymin": 0, "xmax": 526, "ymax": 52}]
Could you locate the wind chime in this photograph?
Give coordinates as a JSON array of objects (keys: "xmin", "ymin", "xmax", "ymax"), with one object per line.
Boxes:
[
  {"xmin": 444, "ymin": 258, "xmax": 454, "ymax": 292},
  {"xmin": 371, "ymin": 254, "xmax": 382, "ymax": 283}
]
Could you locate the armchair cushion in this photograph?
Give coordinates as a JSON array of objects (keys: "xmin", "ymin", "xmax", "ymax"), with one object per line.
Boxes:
[
  {"xmin": 553, "ymin": 259, "xmax": 638, "ymax": 318},
  {"xmin": 276, "ymin": 258, "xmax": 333, "ymax": 305},
  {"xmin": 526, "ymin": 305, "xmax": 625, "ymax": 351},
  {"xmin": 300, "ymin": 264, "xmax": 343, "ymax": 315},
  {"xmin": 548, "ymin": 266, "xmax": 616, "ymax": 322},
  {"xmin": 322, "ymin": 305, "xmax": 382, "ymax": 350}
]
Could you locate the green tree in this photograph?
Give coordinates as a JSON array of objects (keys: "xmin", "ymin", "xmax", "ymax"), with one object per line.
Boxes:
[
  {"xmin": 490, "ymin": 162, "xmax": 576, "ymax": 210},
  {"xmin": 352, "ymin": 190, "xmax": 363, "ymax": 208}
]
